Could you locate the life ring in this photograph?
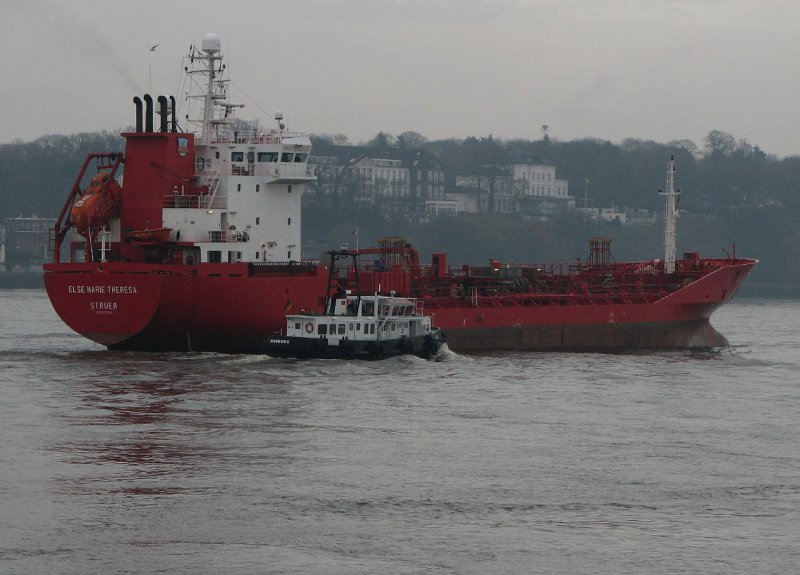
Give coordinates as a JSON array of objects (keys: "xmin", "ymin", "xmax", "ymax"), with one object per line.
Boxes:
[{"xmin": 304, "ymin": 322, "xmax": 314, "ymax": 334}]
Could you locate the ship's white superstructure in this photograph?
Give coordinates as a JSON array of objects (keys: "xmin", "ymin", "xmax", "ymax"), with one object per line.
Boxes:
[{"xmin": 162, "ymin": 33, "xmax": 316, "ymax": 264}]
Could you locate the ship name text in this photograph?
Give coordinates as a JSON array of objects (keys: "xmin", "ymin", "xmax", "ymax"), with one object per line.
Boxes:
[{"xmin": 68, "ymin": 284, "xmax": 139, "ymax": 294}]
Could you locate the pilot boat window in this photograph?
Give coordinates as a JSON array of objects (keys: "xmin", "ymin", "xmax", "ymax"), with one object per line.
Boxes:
[
  {"xmin": 294, "ymin": 153, "xmax": 308, "ymax": 163},
  {"xmin": 281, "ymin": 152, "xmax": 294, "ymax": 162}
]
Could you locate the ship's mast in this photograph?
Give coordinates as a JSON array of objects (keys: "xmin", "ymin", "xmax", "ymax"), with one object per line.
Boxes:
[
  {"xmin": 201, "ymin": 38, "xmax": 220, "ymax": 142},
  {"xmin": 184, "ymin": 33, "xmax": 234, "ymax": 143},
  {"xmin": 659, "ymin": 156, "xmax": 680, "ymax": 273}
]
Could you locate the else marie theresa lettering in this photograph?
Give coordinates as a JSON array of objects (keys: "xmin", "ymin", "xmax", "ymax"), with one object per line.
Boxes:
[{"xmin": 68, "ymin": 285, "xmax": 138, "ymax": 294}]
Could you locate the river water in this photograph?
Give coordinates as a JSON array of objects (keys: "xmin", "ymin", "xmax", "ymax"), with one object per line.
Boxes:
[{"xmin": 1, "ymin": 289, "xmax": 798, "ymax": 574}]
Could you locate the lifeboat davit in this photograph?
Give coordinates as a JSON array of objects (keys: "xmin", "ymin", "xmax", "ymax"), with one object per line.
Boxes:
[{"xmin": 71, "ymin": 172, "xmax": 123, "ymax": 236}]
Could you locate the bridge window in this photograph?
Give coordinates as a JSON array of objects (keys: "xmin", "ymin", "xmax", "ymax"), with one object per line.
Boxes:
[
  {"xmin": 337, "ymin": 324, "xmax": 346, "ymax": 335},
  {"xmin": 294, "ymin": 153, "xmax": 308, "ymax": 163},
  {"xmin": 207, "ymin": 250, "xmax": 221, "ymax": 263},
  {"xmin": 281, "ymin": 152, "xmax": 294, "ymax": 162},
  {"xmin": 231, "ymin": 152, "xmax": 244, "ymax": 162},
  {"xmin": 258, "ymin": 152, "xmax": 279, "ymax": 162}
]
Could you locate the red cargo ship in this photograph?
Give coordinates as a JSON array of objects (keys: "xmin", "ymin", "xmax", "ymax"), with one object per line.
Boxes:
[{"xmin": 44, "ymin": 34, "xmax": 756, "ymax": 353}]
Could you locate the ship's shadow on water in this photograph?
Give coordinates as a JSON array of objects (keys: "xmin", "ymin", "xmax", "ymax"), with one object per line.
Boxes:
[{"xmin": 47, "ymin": 351, "xmax": 317, "ymax": 506}]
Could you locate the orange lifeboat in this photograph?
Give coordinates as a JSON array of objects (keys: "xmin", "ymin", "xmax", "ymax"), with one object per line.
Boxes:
[{"xmin": 71, "ymin": 172, "xmax": 122, "ymax": 237}]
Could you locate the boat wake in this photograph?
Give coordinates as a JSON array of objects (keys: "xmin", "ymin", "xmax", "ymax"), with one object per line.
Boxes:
[{"xmin": 431, "ymin": 342, "xmax": 465, "ymax": 363}]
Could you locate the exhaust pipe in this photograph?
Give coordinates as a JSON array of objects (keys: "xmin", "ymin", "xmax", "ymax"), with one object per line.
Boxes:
[
  {"xmin": 143, "ymin": 94, "xmax": 154, "ymax": 132},
  {"xmin": 133, "ymin": 96, "xmax": 143, "ymax": 132},
  {"xmin": 170, "ymin": 96, "xmax": 177, "ymax": 132},
  {"xmin": 157, "ymin": 95, "xmax": 169, "ymax": 132}
]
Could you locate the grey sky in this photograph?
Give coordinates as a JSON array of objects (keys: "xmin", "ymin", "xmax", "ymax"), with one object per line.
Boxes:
[{"xmin": 3, "ymin": 0, "xmax": 799, "ymax": 157}]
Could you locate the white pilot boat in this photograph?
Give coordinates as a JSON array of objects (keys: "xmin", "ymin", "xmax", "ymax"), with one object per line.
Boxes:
[
  {"xmin": 263, "ymin": 249, "xmax": 443, "ymax": 359},
  {"xmin": 264, "ymin": 292, "xmax": 444, "ymax": 359}
]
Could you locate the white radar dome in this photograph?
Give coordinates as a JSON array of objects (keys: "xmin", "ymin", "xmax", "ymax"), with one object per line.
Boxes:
[{"xmin": 202, "ymin": 33, "xmax": 221, "ymax": 54}]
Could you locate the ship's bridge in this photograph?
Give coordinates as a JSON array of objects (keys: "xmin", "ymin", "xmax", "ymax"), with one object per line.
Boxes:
[{"xmin": 194, "ymin": 130, "xmax": 316, "ymax": 185}]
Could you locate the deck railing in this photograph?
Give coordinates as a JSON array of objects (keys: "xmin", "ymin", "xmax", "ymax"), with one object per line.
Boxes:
[{"xmin": 163, "ymin": 192, "xmax": 228, "ymax": 210}]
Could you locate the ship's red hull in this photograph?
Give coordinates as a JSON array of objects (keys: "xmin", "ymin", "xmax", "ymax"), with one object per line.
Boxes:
[
  {"xmin": 425, "ymin": 259, "xmax": 754, "ymax": 351},
  {"xmin": 44, "ymin": 261, "xmax": 329, "ymax": 352},
  {"xmin": 44, "ymin": 258, "xmax": 756, "ymax": 353}
]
